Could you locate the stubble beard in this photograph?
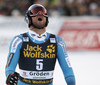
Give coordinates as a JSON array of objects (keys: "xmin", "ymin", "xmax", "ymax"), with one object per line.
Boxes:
[{"xmin": 33, "ymin": 17, "xmax": 46, "ymax": 29}]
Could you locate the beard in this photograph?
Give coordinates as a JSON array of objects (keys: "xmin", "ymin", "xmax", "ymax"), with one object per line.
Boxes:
[{"xmin": 33, "ymin": 17, "xmax": 46, "ymax": 29}]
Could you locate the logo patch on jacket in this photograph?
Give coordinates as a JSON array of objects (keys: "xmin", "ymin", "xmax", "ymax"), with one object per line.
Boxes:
[
  {"xmin": 50, "ymin": 38, "xmax": 56, "ymax": 43},
  {"xmin": 23, "ymin": 37, "xmax": 29, "ymax": 42}
]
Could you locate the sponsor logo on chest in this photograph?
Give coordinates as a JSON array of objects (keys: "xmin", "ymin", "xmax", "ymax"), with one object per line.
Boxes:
[{"xmin": 23, "ymin": 44, "xmax": 56, "ymax": 58}]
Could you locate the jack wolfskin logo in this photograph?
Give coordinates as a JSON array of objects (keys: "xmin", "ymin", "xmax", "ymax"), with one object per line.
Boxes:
[
  {"xmin": 46, "ymin": 44, "xmax": 55, "ymax": 53},
  {"xmin": 23, "ymin": 44, "xmax": 56, "ymax": 58}
]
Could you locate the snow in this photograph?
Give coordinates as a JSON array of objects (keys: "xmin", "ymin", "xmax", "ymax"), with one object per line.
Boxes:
[{"xmin": 0, "ymin": 16, "xmax": 100, "ymax": 85}]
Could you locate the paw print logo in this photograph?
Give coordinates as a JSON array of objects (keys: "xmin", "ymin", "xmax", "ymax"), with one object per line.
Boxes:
[{"xmin": 46, "ymin": 44, "xmax": 55, "ymax": 53}]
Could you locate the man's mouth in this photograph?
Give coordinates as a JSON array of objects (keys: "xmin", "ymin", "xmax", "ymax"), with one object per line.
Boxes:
[{"xmin": 38, "ymin": 18, "xmax": 42, "ymax": 21}]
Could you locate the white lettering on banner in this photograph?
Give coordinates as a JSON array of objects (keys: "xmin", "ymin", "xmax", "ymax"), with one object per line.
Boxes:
[
  {"xmin": 59, "ymin": 29, "xmax": 100, "ymax": 50},
  {"xmin": 19, "ymin": 69, "xmax": 54, "ymax": 79},
  {"xmin": 75, "ymin": 31, "xmax": 96, "ymax": 47},
  {"xmin": 97, "ymin": 32, "xmax": 100, "ymax": 43},
  {"xmin": 11, "ymin": 37, "xmax": 22, "ymax": 53}
]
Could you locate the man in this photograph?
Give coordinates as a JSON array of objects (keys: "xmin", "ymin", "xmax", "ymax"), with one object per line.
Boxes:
[{"xmin": 5, "ymin": 4, "xmax": 75, "ymax": 85}]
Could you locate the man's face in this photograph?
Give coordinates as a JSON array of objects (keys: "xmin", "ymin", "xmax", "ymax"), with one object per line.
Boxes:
[{"xmin": 31, "ymin": 12, "xmax": 47, "ymax": 28}]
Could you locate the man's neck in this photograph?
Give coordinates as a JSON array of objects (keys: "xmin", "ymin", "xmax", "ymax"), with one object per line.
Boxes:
[{"xmin": 30, "ymin": 26, "xmax": 46, "ymax": 36}]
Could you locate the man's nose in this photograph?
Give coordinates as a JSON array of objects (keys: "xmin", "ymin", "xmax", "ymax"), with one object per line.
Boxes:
[{"xmin": 37, "ymin": 11, "xmax": 43, "ymax": 15}]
